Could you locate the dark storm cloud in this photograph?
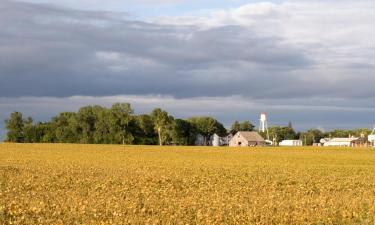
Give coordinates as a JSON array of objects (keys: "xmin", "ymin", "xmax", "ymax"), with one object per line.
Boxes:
[
  {"xmin": 1, "ymin": 0, "xmax": 375, "ymax": 101},
  {"xmin": 0, "ymin": 0, "xmax": 316, "ymax": 99},
  {"xmin": 1, "ymin": 0, "xmax": 375, "ymax": 141}
]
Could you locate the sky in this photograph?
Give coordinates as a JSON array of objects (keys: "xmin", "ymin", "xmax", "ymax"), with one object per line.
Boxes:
[{"xmin": 1, "ymin": 0, "xmax": 375, "ymax": 140}]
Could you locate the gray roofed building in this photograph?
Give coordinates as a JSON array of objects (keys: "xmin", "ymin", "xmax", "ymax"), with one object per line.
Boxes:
[{"xmin": 229, "ymin": 131, "xmax": 266, "ymax": 147}]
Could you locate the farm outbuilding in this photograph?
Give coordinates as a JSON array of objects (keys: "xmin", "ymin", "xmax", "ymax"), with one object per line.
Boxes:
[
  {"xmin": 209, "ymin": 133, "xmax": 233, "ymax": 146},
  {"xmin": 369, "ymin": 127, "xmax": 375, "ymax": 147},
  {"xmin": 212, "ymin": 134, "xmax": 221, "ymax": 146},
  {"xmin": 323, "ymin": 138, "xmax": 356, "ymax": 147},
  {"xmin": 229, "ymin": 131, "xmax": 266, "ymax": 147},
  {"xmin": 279, "ymin": 140, "xmax": 303, "ymax": 147},
  {"xmin": 351, "ymin": 138, "xmax": 371, "ymax": 147},
  {"xmin": 323, "ymin": 137, "xmax": 364, "ymax": 147},
  {"xmin": 322, "ymin": 137, "xmax": 371, "ymax": 147}
]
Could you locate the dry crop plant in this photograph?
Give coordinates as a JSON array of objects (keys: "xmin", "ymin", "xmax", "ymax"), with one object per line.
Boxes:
[{"xmin": 1, "ymin": 143, "xmax": 375, "ymax": 224}]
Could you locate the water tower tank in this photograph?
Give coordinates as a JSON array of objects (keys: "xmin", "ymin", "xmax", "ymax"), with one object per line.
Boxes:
[
  {"xmin": 259, "ymin": 113, "xmax": 268, "ymax": 134},
  {"xmin": 260, "ymin": 113, "xmax": 267, "ymax": 122}
]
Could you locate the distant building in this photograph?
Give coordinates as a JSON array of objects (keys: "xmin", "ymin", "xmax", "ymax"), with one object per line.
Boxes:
[
  {"xmin": 352, "ymin": 138, "xmax": 370, "ymax": 147},
  {"xmin": 320, "ymin": 138, "xmax": 330, "ymax": 145},
  {"xmin": 369, "ymin": 127, "xmax": 375, "ymax": 147},
  {"xmin": 209, "ymin": 133, "xmax": 233, "ymax": 146},
  {"xmin": 323, "ymin": 137, "xmax": 369, "ymax": 147},
  {"xmin": 195, "ymin": 134, "xmax": 205, "ymax": 146},
  {"xmin": 212, "ymin": 134, "xmax": 220, "ymax": 146},
  {"xmin": 229, "ymin": 131, "xmax": 266, "ymax": 147},
  {"xmin": 221, "ymin": 134, "xmax": 233, "ymax": 146},
  {"xmin": 324, "ymin": 138, "xmax": 357, "ymax": 147},
  {"xmin": 279, "ymin": 140, "xmax": 303, "ymax": 147}
]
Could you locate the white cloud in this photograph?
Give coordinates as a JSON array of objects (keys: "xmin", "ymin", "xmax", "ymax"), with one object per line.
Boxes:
[{"xmin": 156, "ymin": 1, "xmax": 375, "ymax": 68}]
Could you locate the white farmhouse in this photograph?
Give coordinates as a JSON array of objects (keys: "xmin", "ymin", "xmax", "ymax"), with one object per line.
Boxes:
[{"xmin": 279, "ymin": 140, "xmax": 303, "ymax": 147}]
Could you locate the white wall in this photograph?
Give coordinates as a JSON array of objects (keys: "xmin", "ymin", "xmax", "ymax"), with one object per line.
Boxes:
[
  {"xmin": 279, "ymin": 140, "xmax": 303, "ymax": 146},
  {"xmin": 324, "ymin": 142, "xmax": 352, "ymax": 147}
]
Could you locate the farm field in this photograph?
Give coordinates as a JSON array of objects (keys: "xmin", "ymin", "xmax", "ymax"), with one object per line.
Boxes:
[{"xmin": 1, "ymin": 144, "xmax": 375, "ymax": 224}]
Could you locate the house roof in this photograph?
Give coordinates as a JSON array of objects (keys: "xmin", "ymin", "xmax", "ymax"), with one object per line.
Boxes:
[
  {"xmin": 329, "ymin": 138, "xmax": 359, "ymax": 142},
  {"xmin": 237, "ymin": 131, "xmax": 265, "ymax": 142}
]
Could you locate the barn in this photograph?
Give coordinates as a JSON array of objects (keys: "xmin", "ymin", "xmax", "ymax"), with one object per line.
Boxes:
[{"xmin": 229, "ymin": 131, "xmax": 266, "ymax": 147}]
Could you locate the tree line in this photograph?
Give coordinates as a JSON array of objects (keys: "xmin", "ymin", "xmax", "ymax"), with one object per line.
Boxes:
[
  {"xmin": 4, "ymin": 103, "xmax": 227, "ymax": 145},
  {"xmin": 264, "ymin": 125, "xmax": 372, "ymax": 146},
  {"xmin": 4, "ymin": 102, "xmax": 372, "ymax": 145}
]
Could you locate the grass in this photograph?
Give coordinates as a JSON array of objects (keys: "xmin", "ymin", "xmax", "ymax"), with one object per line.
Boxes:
[{"xmin": 1, "ymin": 143, "xmax": 375, "ymax": 224}]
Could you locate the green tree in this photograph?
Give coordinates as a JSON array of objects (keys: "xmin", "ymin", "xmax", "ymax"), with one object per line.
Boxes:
[
  {"xmin": 93, "ymin": 108, "xmax": 111, "ymax": 144},
  {"xmin": 325, "ymin": 129, "xmax": 372, "ymax": 139},
  {"xmin": 5, "ymin": 112, "xmax": 25, "ymax": 143},
  {"xmin": 171, "ymin": 119, "xmax": 197, "ymax": 146},
  {"xmin": 133, "ymin": 114, "xmax": 158, "ymax": 145},
  {"xmin": 39, "ymin": 122, "xmax": 56, "ymax": 143},
  {"xmin": 240, "ymin": 121, "xmax": 255, "ymax": 132},
  {"xmin": 53, "ymin": 112, "xmax": 78, "ymax": 143},
  {"xmin": 351, "ymin": 128, "xmax": 371, "ymax": 138},
  {"xmin": 230, "ymin": 121, "xmax": 241, "ymax": 135},
  {"xmin": 76, "ymin": 106, "xmax": 98, "ymax": 144},
  {"xmin": 230, "ymin": 120, "xmax": 255, "ymax": 135},
  {"xmin": 301, "ymin": 129, "xmax": 324, "ymax": 146},
  {"xmin": 267, "ymin": 126, "xmax": 297, "ymax": 144},
  {"xmin": 109, "ymin": 103, "xmax": 135, "ymax": 145},
  {"xmin": 23, "ymin": 117, "xmax": 35, "ymax": 143},
  {"xmin": 32, "ymin": 122, "xmax": 49, "ymax": 143},
  {"xmin": 189, "ymin": 117, "xmax": 227, "ymax": 145},
  {"xmin": 151, "ymin": 108, "xmax": 174, "ymax": 146}
]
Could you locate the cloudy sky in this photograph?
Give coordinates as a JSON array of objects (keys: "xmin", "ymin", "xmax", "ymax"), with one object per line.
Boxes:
[{"xmin": 1, "ymin": 0, "xmax": 375, "ymax": 139}]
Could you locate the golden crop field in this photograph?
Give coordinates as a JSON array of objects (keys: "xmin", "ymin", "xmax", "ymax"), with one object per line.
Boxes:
[{"xmin": 1, "ymin": 144, "xmax": 375, "ymax": 225}]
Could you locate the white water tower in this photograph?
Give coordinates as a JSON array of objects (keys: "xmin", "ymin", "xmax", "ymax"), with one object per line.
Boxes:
[
  {"xmin": 368, "ymin": 126, "xmax": 375, "ymax": 147},
  {"xmin": 259, "ymin": 113, "xmax": 270, "ymax": 141},
  {"xmin": 259, "ymin": 113, "xmax": 268, "ymax": 133}
]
